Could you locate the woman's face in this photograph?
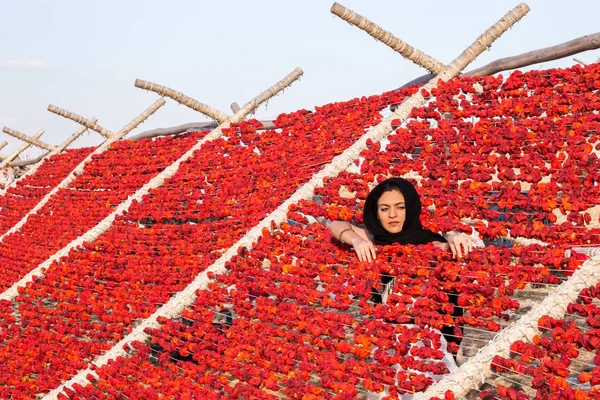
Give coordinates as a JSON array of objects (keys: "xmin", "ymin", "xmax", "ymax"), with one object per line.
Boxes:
[{"xmin": 377, "ymin": 189, "xmax": 406, "ymax": 233}]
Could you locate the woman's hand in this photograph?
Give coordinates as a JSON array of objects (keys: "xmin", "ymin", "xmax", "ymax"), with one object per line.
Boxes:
[
  {"xmin": 446, "ymin": 232, "xmax": 475, "ymax": 259},
  {"xmin": 351, "ymin": 237, "xmax": 377, "ymax": 262},
  {"xmin": 327, "ymin": 221, "xmax": 377, "ymax": 262}
]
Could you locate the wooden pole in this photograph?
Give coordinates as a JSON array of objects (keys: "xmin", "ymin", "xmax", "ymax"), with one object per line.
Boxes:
[
  {"xmin": 7, "ymin": 154, "xmax": 45, "ymax": 167},
  {"xmin": 134, "ymin": 79, "xmax": 229, "ymax": 123},
  {"xmin": 129, "ymin": 122, "xmax": 218, "ymax": 141},
  {"xmin": 46, "ymin": 106, "xmax": 112, "ymax": 138},
  {"xmin": 5, "ymin": 118, "xmax": 98, "ymax": 173},
  {"xmin": 399, "ymin": 32, "xmax": 600, "ymax": 88},
  {"xmin": 463, "ymin": 32, "xmax": 600, "ymax": 77},
  {"xmin": 331, "ymin": 2, "xmax": 445, "ymax": 74},
  {"xmin": 230, "ymin": 102, "xmax": 241, "ymax": 113},
  {"xmin": 2, "ymin": 127, "xmax": 56, "ymax": 151},
  {"xmin": 0, "ymin": 141, "xmax": 7, "ymax": 162},
  {"xmin": 230, "ymin": 102, "xmax": 246, "ymax": 122},
  {"xmin": 441, "ymin": 4, "xmax": 530, "ymax": 75},
  {"xmin": 127, "ymin": 119, "xmax": 277, "ymax": 142},
  {"xmin": 0, "ymin": 130, "xmax": 45, "ymax": 168},
  {"xmin": 131, "ymin": 68, "xmax": 304, "ymax": 141}
]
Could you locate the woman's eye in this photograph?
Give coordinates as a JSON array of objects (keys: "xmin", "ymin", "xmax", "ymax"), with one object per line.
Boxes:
[
  {"xmin": 379, "ymin": 208, "xmax": 389, "ymax": 212},
  {"xmin": 397, "ymin": 206, "xmax": 406, "ymax": 210}
]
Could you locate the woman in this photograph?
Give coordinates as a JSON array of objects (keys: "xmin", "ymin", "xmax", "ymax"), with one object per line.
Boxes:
[
  {"xmin": 327, "ymin": 177, "xmax": 476, "ymax": 303},
  {"xmin": 328, "ymin": 177, "xmax": 476, "ymax": 351},
  {"xmin": 326, "ymin": 178, "xmax": 476, "ymax": 396},
  {"xmin": 327, "ymin": 177, "xmax": 475, "ymax": 262}
]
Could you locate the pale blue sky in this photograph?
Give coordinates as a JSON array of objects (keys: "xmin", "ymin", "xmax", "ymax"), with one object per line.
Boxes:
[{"xmin": 1, "ymin": 0, "xmax": 599, "ymax": 158}]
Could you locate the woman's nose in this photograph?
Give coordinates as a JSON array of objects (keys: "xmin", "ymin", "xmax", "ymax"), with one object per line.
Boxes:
[{"xmin": 389, "ymin": 208, "xmax": 397, "ymax": 217}]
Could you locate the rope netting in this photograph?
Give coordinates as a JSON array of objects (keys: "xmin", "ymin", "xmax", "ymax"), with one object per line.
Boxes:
[{"xmin": 0, "ymin": 62, "xmax": 599, "ymax": 399}]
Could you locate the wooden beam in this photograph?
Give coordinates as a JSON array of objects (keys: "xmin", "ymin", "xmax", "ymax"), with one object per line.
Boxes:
[
  {"xmin": 0, "ymin": 141, "xmax": 7, "ymax": 162},
  {"xmin": 399, "ymin": 32, "xmax": 600, "ymax": 89},
  {"xmin": 9, "ymin": 153, "xmax": 45, "ymax": 167},
  {"xmin": 129, "ymin": 68, "xmax": 303, "ymax": 143},
  {"xmin": 7, "ymin": 118, "xmax": 98, "ymax": 168},
  {"xmin": 331, "ymin": 2, "xmax": 445, "ymax": 74},
  {"xmin": 0, "ymin": 130, "xmax": 45, "ymax": 168},
  {"xmin": 47, "ymin": 106, "xmax": 112, "ymax": 138},
  {"xmin": 129, "ymin": 99, "xmax": 269, "ymax": 141},
  {"xmin": 464, "ymin": 32, "xmax": 600, "ymax": 77},
  {"xmin": 128, "ymin": 122, "xmax": 220, "ymax": 141},
  {"xmin": 127, "ymin": 120, "xmax": 277, "ymax": 142},
  {"xmin": 2, "ymin": 127, "xmax": 56, "ymax": 151},
  {"xmin": 230, "ymin": 102, "xmax": 241, "ymax": 113},
  {"xmin": 134, "ymin": 79, "xmax": 230, "ymax": 123}
]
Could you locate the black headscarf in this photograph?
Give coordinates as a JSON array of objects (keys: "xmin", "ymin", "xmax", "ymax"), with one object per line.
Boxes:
[{"xmin": 363, "ymin": 177, "xmax": 446, "ymax": 246}]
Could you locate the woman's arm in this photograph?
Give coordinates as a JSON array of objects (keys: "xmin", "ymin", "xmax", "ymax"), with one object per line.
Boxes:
[{"xmin": 327, "ymin": 221, "xmax": 377, "ymax": 262}]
